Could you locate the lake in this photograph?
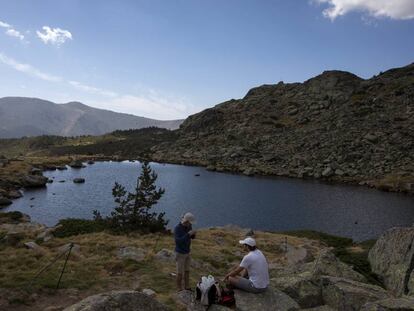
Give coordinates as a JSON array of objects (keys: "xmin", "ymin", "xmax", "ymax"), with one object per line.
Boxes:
[{"xmin": 4, "ymin": 161, "xmax": 414, "ymax": 241}]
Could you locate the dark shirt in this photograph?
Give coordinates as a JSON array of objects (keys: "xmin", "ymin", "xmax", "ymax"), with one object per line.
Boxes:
[{"xmin": 174, "ymin": 222, "xmax": 192, "ymax": 254}]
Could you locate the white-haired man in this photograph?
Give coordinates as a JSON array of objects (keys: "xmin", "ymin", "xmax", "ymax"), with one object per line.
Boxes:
[
  {"xmin": 224, "ymin": 237, "xmax": 269, "ymax": 293},
  {"xmin": 174, "ymin": 212, "xmax": 196, "ymax": 291}
]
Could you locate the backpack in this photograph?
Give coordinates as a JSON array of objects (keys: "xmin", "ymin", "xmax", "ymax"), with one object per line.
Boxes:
[
  {"xmin": 219, "ymin": 287, "xmax": 235, "ymax": 307},
  {"xmin": 195, "ymin": 276, "xmax": 221, "ymax": 306}
]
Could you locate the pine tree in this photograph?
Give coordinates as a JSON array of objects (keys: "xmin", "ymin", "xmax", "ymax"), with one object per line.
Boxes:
[{"xmin": 94, "ymin": 162, "xmax": 167, "ymax": 233}]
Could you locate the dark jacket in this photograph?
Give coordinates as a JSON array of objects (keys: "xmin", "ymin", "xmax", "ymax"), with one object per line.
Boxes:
[{"xmin": 174, "ymin": 222, "xmax": 192, "ymax": 254}]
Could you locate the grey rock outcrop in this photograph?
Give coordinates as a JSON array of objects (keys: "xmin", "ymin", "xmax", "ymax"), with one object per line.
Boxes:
[
  {"xmin": 321, "ymin": 277, "xmax": 391, "ymax": 311},
  {"xmin": 271, "ymin": 275, "xmax": 322, "ymax": 308},
  {"xmin": 117, "ymin": 247, "xmax": 146, "ymax": 262},
  {"xmin": 306, "ymin": 249, "xmax": 366, "ymax": 282},
  {"xmin": 63, "ymin": 290, "xmax": 170, "ymax": 311},
  {"xmin": 0, "ymin": 196, "xmax": 12, "ymax": 206},
  {"xmin": 361, "ymin": 297, "xmax": 414, "ymax": 310},
  {"xmin": 151, "ymin": 63, "xmax": 414, "ymax": 194},
  {"xmin": 368, "ymin": 227, "xmax": 414, "ymax": 296},
  {"xmin": 234, "ymin": 287, "xmax": 300, "ymax": 311},
  {"xmin": 21, "ymin": 175, "xmax": 48, "ymax": 188}
]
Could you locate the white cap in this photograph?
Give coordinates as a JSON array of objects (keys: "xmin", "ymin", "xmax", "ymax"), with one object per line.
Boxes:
[
  {"xmin": 182, "ymin": 212, "xmax": 196, "ymax": 224},
  {"xmin": 239, "ymin": 237, "xmax": 256, "ymax": 247}
]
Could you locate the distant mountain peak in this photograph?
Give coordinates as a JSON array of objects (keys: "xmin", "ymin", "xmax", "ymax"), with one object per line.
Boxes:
[{"xmin": 0, "ymin": 97, "xmax": 183, "ymax": 138}]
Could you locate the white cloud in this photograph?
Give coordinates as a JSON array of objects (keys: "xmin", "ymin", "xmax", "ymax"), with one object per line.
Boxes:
[
  {"xmin": 0, "ymin": 20, "xmax": 11, "ymax": 28},
  {"xmin": 316, "ymin": 0, "xmax": 414, "ymax": 20},
  {"xmin": 0, "ymin": 19, "xmax": 25, "ymax": 41},
  {"xmin": 36, "ymin": 26, "xmax": 72, "ymax": 46},
  {"xmin": 0, "ymin": 53, "xmax": 61, "ymax": 82},
  {"xmin": 69, "ymin": 81, "xmax": 118, "ymax": 98},
  {"xmin": 5, "ymin": 28, "xmax": 24, "ymax": 40}
]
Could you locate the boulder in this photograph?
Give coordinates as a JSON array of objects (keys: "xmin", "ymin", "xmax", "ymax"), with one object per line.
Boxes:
[
  {"xmin": 271, "ymin": 274, "xmax": 322, "ymax": 308},
  {"xmin": 57, "ymin": 166, "xmax": 68, "ymax": 170},
  {"xmin": 21, "ymin": 175, "xmax": 48, "ymax": 188},
  {"xmin": 142, "ymin": 289, "xmax": 156, "ymax": 297},
  {"xmin": 361, "ymin": 297, "xmax": 414, "ymax": 310},
  {"xmin": 7, "ymin": 190, "xmax": 23, "ymax": 199},
  {"xmin": 69, "ymin": 161, "xmax": 85, "ymax": 169},
  {"xmin": 30, "ymin": 167, "xmax": 43, "ymax": 175},
  {"xmin": 322, "ymin": 167, "xmax": 333, "ymax": 177},
  {"xmin": 301, "ymin": 306, "xmax": 336, "ymax": 311},
  {"xmin": 24, "ymin": 241, "xmax": 46, "ymax": 255},
  {"xmin": 234, "ymin": 287, "xmax": 300, "ymax": 311},
  {"xmin": 368, "ymin": 227, "xmax": 414, "ymax": 296},
  {"xmin": 73, "ymin": 178, "xmax": 85, "ymax": 184},
  {"xmin": 155, "ymin": 249, "xmax": 175, "ymax": 262},
  {"xmin": 321, "ymin": 277, "xmax": 391, "ymax": 311},
  {"xmin": 306, "ymin": 249, "xmax": 366, "ymax": 283},
  {"xmin": 63, "ymin": 290, "xmax": 170, "ymax": 311},
  {"xmin": 117, "ymin": 247, "xmax": 146, "ymax": 262},
  {"xmin": 0, "ymin": 196, "xmax": 12, "ymax": 206}
]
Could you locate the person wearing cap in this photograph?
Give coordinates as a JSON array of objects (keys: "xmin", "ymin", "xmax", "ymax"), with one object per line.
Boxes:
[
  {"xmin": 174, "ymin": 212, "xmax": 196, "ymax": 291},
  {"xmin": 224, "ymin": 237, "xmax": 269, "ymax": 293}
]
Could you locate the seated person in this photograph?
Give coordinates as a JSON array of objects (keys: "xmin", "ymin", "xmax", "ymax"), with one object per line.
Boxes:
[{"xmin": 224, "ymin": 237, "xmax": 269, "ymax": 293}]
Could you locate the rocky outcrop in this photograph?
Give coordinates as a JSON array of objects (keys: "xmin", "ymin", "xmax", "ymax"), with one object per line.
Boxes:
[
  {"xmin": 361, "ymin": 297, "xmax": 414, "ymax": 310},
  {"xmin": 21, "ymin": 174, "xmax": 48, "ymax": 188},
  {"xmin": 234, "ymin": 287, "xmax": 300, "ymax": 311},
  {"xmin": 73, "ymin": 178, "xmax": 85, "ymax": 183},
  {"xmin": 63, "ymin": 290, "xmax": 170, "ymax": 311},
  {"xmin": 117, "ymin": 247, "xmax": 146, "ymax": 262},
  {"xmin": 151, "ymin": 63, "xmax": 414, "ymax": 194},
  {"xmin": 321, "ymin": 277, "xmax": 391, "ymax": 311},
  {"xmin": 368, "ymin": 227, "xmax": 414, "ymax": 296},
  {"xmin": 0, "ymin": 196, "xmax": 12, "ymax": 206},
  {"xmin": 271, "ymin": 275, "xmax": 322, "ymax": 308},
  {"xmin": 271, "ymin": 249, "xmax": 367, "ymax": 308},
  {"xmin": 304, "ymin": 249, "xmax": 366, "ymax": 283}
]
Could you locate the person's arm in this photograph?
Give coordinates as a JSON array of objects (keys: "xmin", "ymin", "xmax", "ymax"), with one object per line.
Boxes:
[{"xmin": 224, "ymin": 266, "xmax": 245, "ymax": 280}]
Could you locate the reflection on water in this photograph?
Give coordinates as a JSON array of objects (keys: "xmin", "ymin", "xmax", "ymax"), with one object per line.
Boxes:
[{"xmin": 5, "ymin": 161, "xmax": 414, "ymax": 241}]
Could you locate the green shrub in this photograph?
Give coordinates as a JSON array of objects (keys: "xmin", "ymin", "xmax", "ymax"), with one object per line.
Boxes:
[
  {"xmin": 282, "ymin": 230, "xmax": 353, "ymax": 248},
  {"xmin": 54, "ymin": 218, "xmax": 108, "ymax": 238}
]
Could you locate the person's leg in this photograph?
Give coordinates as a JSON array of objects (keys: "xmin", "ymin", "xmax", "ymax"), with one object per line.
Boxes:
[
  {"xmin": 184, "ymin": 254, "xmax": 191, "ymax": 289},
  {"xmin": 176, "ymin": 253, "xmax": 185, "ymax": 291},
  {"xmin": 176, "ymin": 273, "xmax": 183, "ymax": 291},
  {"xmin": 229, "ymin": 277, "xmax": 265, "ymax": 293}
]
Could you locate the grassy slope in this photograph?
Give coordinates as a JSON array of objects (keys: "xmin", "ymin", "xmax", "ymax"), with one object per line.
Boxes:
[{"xmin": 0, "ymin": 227, "xmax": 326, "ymax": 310}]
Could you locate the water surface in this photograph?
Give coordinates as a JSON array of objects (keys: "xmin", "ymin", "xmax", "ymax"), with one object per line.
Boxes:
[{"xmin": 5, "ymin": 161, "xmax": 414, "ymax": 241}]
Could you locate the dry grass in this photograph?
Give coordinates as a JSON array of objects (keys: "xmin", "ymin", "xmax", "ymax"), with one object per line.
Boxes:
[{"xmin": 0, "ymin": 227, "xmax": 322, "ymax": 310}]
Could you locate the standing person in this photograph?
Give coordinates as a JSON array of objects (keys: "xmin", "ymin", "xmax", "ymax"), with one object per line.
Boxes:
[
  {"xmin": 224, "ymin": 237, "xmax": 269, "ymax": 293},
  {"xmin": 174, "ymin": 212, "xmax": 196, "ymax": 291}
]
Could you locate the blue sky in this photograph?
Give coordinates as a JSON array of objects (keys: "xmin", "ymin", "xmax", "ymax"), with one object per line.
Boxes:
[{"xmin": 0, "ymin": 0, "xmax": 413, "ymax": 120}]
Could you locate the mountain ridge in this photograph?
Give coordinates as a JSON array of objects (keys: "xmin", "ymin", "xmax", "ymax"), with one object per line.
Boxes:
[
  {"xmin": 151, "ymin": 62, "xmax": 414, "ymax": 193},
  {"xmin": 0, "ymin": 97, "xmax": 183, "ymax": 138}
]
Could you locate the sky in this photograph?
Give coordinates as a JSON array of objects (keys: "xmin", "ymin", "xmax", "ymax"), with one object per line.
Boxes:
[{"xmin": 0, "ymin": 0, "xmax": 413, "ymax": 120}]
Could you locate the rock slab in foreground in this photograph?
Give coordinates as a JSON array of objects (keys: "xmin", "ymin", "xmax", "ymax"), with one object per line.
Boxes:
[
  {"xmin": 321, "ymin": 277, "xmax": 391, "ymax": 311},
  {"xmin": 234, "ymin": 287, "xmax": 300, "ymax": 311},
  {"xmin": 63, "ymin": 290, "xmax": 170, "ymax": 311},
  {"xmin": 368, "ymin": 227, "xmax": 414, "ymax": 296},
  {"xmin": 361, "ymin": 297, "xmax": 414, "ymax": 310},
  {"xmin": 361, "ymin": 297, "xmax": 414, "ymax": 311}
]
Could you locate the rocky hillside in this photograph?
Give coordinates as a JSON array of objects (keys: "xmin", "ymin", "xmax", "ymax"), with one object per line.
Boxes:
[
  {"xmin": 152, "ymin": 63, "xmax": 414, "ymax": 193},
  {"xmin": 0, "ymin": 97, "xmax": 183, "ymax": 138}
]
